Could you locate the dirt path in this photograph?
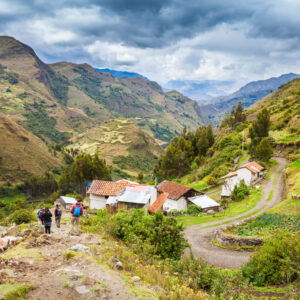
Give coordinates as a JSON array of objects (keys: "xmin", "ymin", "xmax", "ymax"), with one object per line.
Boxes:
[
  {"xmin": 2, "ymin": 220, "xmax": 136, "ymax": 300},
  {"xmin": 184, "ymin": 157, "xmax": 287, "ymax": 269}
]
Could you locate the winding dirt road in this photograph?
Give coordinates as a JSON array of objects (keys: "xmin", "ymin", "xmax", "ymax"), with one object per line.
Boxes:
[{"xmin": 184, "ymin": 157, "xmax": 287, "ymax": 269}]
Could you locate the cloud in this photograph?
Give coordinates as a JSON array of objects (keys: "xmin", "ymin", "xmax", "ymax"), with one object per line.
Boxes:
[{"xmin": 0, "ymin": 0, "xmax": 299, "ymax": 89}]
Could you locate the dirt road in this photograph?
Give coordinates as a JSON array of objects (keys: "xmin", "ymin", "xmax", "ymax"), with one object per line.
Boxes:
[{"xmin": 184, "ymin": 157, "xmax": 287, "ymax": 269}]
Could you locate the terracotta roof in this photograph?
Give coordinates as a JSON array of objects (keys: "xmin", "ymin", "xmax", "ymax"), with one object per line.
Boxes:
[
  {"xmin": 148, "ymin": 192, "xmax": 169, "ymax": 213},
  {"xmin": 87, "ymin": 180, "xmax": 135, "ymax": 196},
  {"xmin": 117, "ymin": 179, "xmax": 139, "ymax": 185},
  {"xmin": 221, "ymin": 171, "xmax": 238, "ymax": 179},
  {"xmin": 241, "ymin": 162, "xmax": 264, "ymax": 174},
  {"xmin": 157, "ymin": 180, "xmax": 192, "ymax": 200}
]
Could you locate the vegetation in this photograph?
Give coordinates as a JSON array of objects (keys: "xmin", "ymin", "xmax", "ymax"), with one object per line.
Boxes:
[
  {"xmin": 7, "ymin": 209, "xmax": 34, "ymax": 225},
  {"xmin": 229, "ymin": 213, "xmax": 300, "ymax": 237},
  {"xmin": 231, "ymin": 180, "xmax": 250, "ymax": 202},
  {"xmin": 0, "ymin": 283, "xmax": 35, "ymax": 300},
  {"xmin": 242, "ymin": 231, "xmax": 300, "ymax": 286}
]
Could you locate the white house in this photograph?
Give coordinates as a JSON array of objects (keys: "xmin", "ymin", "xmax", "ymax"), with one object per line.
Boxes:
[
  {"xmin": 157, "ymin": 180, "xmax": 198, "ymax": 212},
  {"xmin": 188, "ymin": 195, "xmax": 220, "ymax": 212},
  {"xmin": 221, "ymin": 162, "xmax": 264, "ymax": 197},
  {"xmin": 87, "ymin": 180, "xmax": 137, "ymax": 209}
]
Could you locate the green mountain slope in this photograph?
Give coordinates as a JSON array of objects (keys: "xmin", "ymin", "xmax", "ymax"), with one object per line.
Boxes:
[
  {"xmin": 0, "ymin": 113, "xmax": 62, "ymax": 183},
  {"xmin": 69, "ymin": 118, "xmax": 163, "ymax": 177},
  {"xmin": 0, "ymin": 36, "xmax": 205, "ymax": 144}
]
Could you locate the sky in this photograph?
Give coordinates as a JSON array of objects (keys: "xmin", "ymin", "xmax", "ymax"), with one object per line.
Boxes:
[{"xmin": 1, "ymin": 0, "xmax": 300, "ymax": 91}]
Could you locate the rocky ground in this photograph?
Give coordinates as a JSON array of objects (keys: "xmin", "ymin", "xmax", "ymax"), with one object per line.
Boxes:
[{"xmin": 0, "ymin": 217, "xmax": 151, "ymax": 300}]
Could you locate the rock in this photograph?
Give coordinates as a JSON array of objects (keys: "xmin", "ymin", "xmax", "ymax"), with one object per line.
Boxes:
[
  {"xmin": 0, "ymin": 236, "xmax": 22, "ymax": 252},
  {"xmin": 132, "ymin": 276, "xmax": 141, "ymax": 282},
  {"xmin": 115, "ymin": 261, "xmax": 123, "ymax": 270},
  {"xmin": 19, "ymin": 229, "xmax": 33, "ymax": 237},
  {"xmin": 75, "ymin": 285, "xmax": 90, "ymax": 294},
  {"xmin": 0, "ymin": 226, "xmax": 8, "ymax": 231},
  {"xmin": 68, "ymin": 244, "xmax": 90, "ymax": 253}
]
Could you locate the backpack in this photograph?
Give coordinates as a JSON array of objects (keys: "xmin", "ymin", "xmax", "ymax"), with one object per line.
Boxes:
[
  {"xmin": 56, "ymin": 208, "xmax": 62, "ymax": 216},
  {"xmin": 73, "ymin": 206, "xmax": 81, "ymax": 217},
  {"xmin": 37, "ymin": 209, "xmax": 41, "ymax": 218}
]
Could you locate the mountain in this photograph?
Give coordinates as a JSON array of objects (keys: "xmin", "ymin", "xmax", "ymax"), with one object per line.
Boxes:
[
  {"xmin": 199, "ymin": 73, "xmax": 300, "ymax": 125},
  {"xmin": 164, "ymin": 80, "xmax": 236, "ymax": 101},
  {"xmin": 0, "ymin": 113, "xmax": 62, "ymax": 183},
  {"xmin": 95, "ymin": 68, "xmax": 148, "ymax": 80},
  {"xmin": 69, "ymin": 118, "xmax": 164, "ymax": 177},
  {"xmin": 0, "ymin": 36, "xmax": 205, "ymax": 144}
]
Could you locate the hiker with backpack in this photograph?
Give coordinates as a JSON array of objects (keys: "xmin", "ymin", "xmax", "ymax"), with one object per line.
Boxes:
[
  {"xmin": 37, "ymin": 207, "xmax": 44, "ymax": 225},
  {"xmin": 70, "ymin": 200, "xmax": 83, "ymax": 236},
  {"xmin": 54, "ymin": 204, "xmax": 62, "ymax": 228},
  {"xmin": 41, "ymin": 207, "xmax": 52, "ymax": 234}
]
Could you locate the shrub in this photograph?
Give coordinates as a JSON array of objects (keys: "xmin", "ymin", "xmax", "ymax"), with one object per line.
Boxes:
[
  {"xmin": 8, "ymin": 209, "xmax": 34, "ymax": 225},
  {"xmin": 187, "ymin": 204, "xmax": 202, "ymax": 215},
  {"xmin": 109, "ymin": 209, "xmax": 188, "ymax": 259},
  {"xmin": 242, "ymin": 231, "xmax": 300, "ymax": 286},
  {"xmin": 231, "ymin": 180, "xmax": 250, "ymax": 202}
]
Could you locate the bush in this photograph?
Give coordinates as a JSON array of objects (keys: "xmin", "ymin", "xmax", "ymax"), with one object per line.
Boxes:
[
  {"xmin": 231, "ymin": 180, "xmax": 250, "ymax": 202},
  {"xmin": 109, "ymin": 209, "xmax": 188, "ymax": 259},
  {"xmin": 187, "ymin": 204, "xmax": 202, "ymax": 215},
  {"xmin": 8, "ymin": 209, "xmax": 34, "ymax": 225},
  {"xmin": 242, "ymin": 231, "xmax": 300, "ymax": 286}
]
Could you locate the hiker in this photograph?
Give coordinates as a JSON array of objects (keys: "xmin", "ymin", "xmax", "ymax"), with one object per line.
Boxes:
[
  {"xmin": 54, "ymin": 204, "xmax": 62, "ymax": 228},
  {"xmin": 37, "ymin": 207, "xmax": 44, "ymax": 225},
  {"xmin": 41, "ymin": 207, "xmax": 52, "ymax": 234},
  {"xmin": 70, "ymin": 200, "xmax": 83, "ymax": 236}
]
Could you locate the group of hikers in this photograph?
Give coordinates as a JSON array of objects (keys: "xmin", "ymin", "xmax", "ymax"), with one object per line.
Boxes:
[{"xmin": 37, "ymin": 200, "xmax": 84, "ymax": 235}]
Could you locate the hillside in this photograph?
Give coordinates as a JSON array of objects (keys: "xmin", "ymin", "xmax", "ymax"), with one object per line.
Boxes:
[
  {"xmin": 247, "ymin": 78, "xmax": 300, "ymax": 146},
  {"xmin": 0, "ymin": 36, "xmax": 205, "ymax": 144},
  {"xmin": 0, "ymin": 114, "xmax": 62, "ymax": 183},
  {"xmin": 200, "ymin": 73, "xmax": 300, "ymax": 125},
  {"xmin": 69, "ymin": 118, "xmax": 164, "ymax": 177}
]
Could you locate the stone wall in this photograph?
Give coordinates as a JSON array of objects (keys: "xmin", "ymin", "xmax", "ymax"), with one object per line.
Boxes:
[{"xmin": 214, "ymin": 227, "xmax": 263, "ymax": 247}]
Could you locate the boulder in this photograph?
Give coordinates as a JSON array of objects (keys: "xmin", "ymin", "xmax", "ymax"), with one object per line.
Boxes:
[
  {"xmin": 115, "ymin": 261, "xmax": 123, "ymax": 270},
  {"xmin": 68, "ymin": 244, "xmax": 90, "ymax": 253},
  {"xmin": 75, "ymin": 285, "xmax": 90, "ymax": 294},
  {"xmin": 132, "ymin": 276, "xmax": 141, "ymax": 282}
]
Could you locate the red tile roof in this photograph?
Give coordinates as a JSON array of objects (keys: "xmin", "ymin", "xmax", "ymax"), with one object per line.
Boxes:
[
  {"xmin": 221, "ymin": 171, "xmax": 238, "ymax": 179},
  {"xmin": 157, "ymin": 180, "xmax": 192, "ymax": 200},
  {"xmin": 241, "ymin": 162, "xmax": 264, "ymax": 173},
  {"xmin": 148, "ymin": 192, "xmax": 169, "ymax": 213},
  {"xmin": 87, "ymin": 180, "xmax": 136, "ymax": 196}
]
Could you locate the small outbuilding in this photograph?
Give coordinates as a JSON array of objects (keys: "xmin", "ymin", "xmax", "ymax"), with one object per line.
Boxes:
[
  {"xmin": 188, "ymin": 195, "xmax": 220, "ymax": 212},
  {"xmin": 58, "ymin": 196, "xmax": 77, "ymax": 211}
]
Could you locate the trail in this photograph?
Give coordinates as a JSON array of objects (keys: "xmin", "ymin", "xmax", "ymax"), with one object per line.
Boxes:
[
  {"xmin": 1, "ymin": 218, "xmax": 137, "ymax": 300},
  {"xmin": 184, "ymin": 157, "xmax": 287, "ymax": 269}
]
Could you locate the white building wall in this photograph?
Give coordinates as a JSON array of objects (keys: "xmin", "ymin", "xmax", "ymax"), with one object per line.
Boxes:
[
  {"xmin": 237, "ymin": 168, "xmax": 252, "ymax": 185},
  {"xmin": 90, "ymin": 194, "xmax": 107, "ymax": 210},
  {"xmin": 149, "ymin": 187, "xmax": 157, "ymax": 206},
  {"xmin": 163, "ymin": 197, "xmax": 187, "ymax": 211},
  {"xmin": 222, "ymin": 175, "xmax": 240, "ymax": 196}
]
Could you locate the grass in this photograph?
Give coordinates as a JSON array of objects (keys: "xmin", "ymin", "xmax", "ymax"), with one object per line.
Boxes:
[
  {"xmin": 178, "ymin": 188, "xmax": 263, "ymax": 227},
  {"xmin": 0, "ymin": 193, "xmax": 25, "ymax": 205},
  {"xmin": 2, "ymin": 243, "xmax": 43, "ymax": 260},
  {"xmin": 237, "ymin": 154, "xmax": 250, "ymax": 168},
  {"xmin": 278, "ymin": 134, "xmax": 300, "ymax": 143},
  {"xmin": 0, "ymin": 283, "xmax": 35, "ymax": 300}
]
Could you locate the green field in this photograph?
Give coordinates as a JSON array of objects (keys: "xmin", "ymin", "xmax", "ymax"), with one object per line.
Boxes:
[
  {"xmin": 177, "ymin": 188, "xmax": 263, "ymax": 227},
  {"xmin": 0, "ymin": 193, "xmax": 25, "ymax": 205}
]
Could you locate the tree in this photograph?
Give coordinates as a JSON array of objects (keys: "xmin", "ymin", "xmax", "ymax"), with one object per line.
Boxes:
[
  {"xmin": 137, "ymin": 172, "xmax": 144, "ymax": 183},
  {"xmin": 207, "ymin": 124, "xmax": 214, "ymax": 147},
  {"xmin": 250, "ymin": 108, "xmax": 271, "ymax": 156},
  {"xmin": 234, "ymin": 101, "xmax": 246, "ymax": 123},
  {"xmin": 255, "ymin": 138, "xmax": 273, "ymax": 162}
]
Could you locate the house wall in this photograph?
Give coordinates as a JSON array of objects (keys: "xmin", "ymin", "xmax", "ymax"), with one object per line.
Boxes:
[
  {"xmin": 90, "ymin": 194, "xmax": 107, "ymax": 210},
  {"xmin": 222, "ymin": 175, "xmax": 241, "ymax": 196},
  {"xmin": 149, "ymin": 187, "xmax": 157, "ymax": 206},
  {"xmin": 237, "ymin": 168, "xmax": 253, "ymax": 185},
  {"xmin": 163, "ymin": 197, "xmax": 187, "ymax": 211}
]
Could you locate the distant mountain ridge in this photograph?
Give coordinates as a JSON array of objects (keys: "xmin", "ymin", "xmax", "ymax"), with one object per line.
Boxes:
[
  {"xmin": 95, "ymin": 68, "xmax": 148, "ymax": 80},
  {"xmin": 164, "ymin": 79, "xmax": 236, "ymax": 101},
  {"xmin": 199, "ymin": 73, "xmax": 300, "ymax": 125}
]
